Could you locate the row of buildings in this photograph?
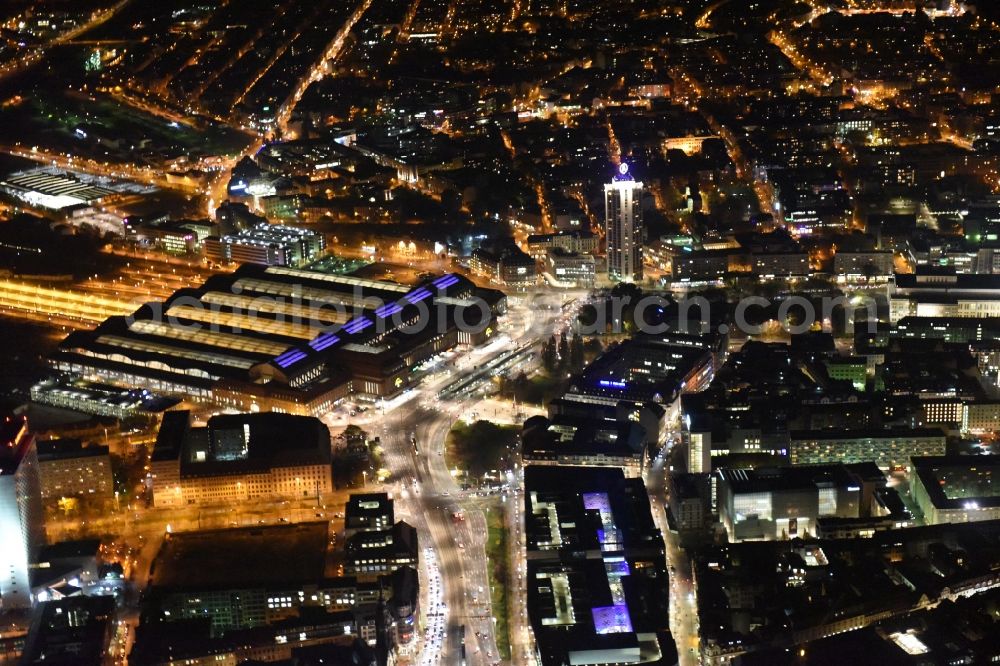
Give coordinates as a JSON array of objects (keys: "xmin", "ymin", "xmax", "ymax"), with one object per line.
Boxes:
[
  {"xmin": 0, "ymin": 414, "xmax": 120, "ymax": 615},
  {"xmin": 670, "ymin": 241, "xmax": 895, "ymax": 283},
  {"xmin": 133, "ymin": 494, "xmax": 418, "ymax": 664},
  {"xmin": 696, "ymin": 519, "xmax": 1000, "ymax": 663},
  {"xmin": 523, "ymin": 465, "xmax": 674, "ymax": 666},
  {"xmin": 127, "ymin": 203, "xmax": 326, "ymax": 269},
  {"xmin": 517, "ymin": 330, "xmax": 712, "ymax": 662},
  {"xmin": 519, "ymin": 329, "xmax": 725, "ymax": 482},
  {"xmin": 678, "ymin": 328, "xmax": 1000, "ymax": 475},
  {"xmin": 676, "ymin": 453, "xmax": 1000, "ymax": 547},
  {"xmin": 0, "ymin": 406, "xmax": 422, "ymax": 662},
  {"xmin": 148, "ymin": 411, "xmax": 419, "ymax": 575}
]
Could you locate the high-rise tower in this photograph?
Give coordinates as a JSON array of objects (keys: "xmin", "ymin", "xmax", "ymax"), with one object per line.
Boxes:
[
  {"xmin": 0, "ymin": 413, "xmax": 43, "ymax": 610},
  {"xmin": 604, "ymin": 163, "xmax": 644, "ymax": 283}
]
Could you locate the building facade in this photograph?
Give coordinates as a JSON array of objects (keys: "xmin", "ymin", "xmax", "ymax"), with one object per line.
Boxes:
[
  {"xmin": 204, "ymin": 223, "xmax": 324, "ymax": 268},
  {"xmin": 52, "ymin": 266, "xmax": 504, "ymax": 411},
  {"xmin": 526, "ymin": 230, "xmax": 598, "ymax": 256},
  {"xmin": 344, "ymin": 521, "xmax": 418, "ymax": 575},
  {"xmin": 604, "ymin": 164, "xmax": 644, "ymax": 283},
  {"xmin": 717, "ymin": 465, "xmax": 870, "ymax": 542},
  {"xmin": 469, "ymin": 243, "xmax": 537, "ymax": 289},
  {"xmin": 0, "ymin": 414, "xmax": 44, "ymax": 610},
  {"xmin": 36, "ymin": 440, "xmax": 114, "ymax": 501},
  {"xmin": 149, "ymin": 411, "xmax": 333, "ymax": 509},
  {"xmin": 546, "ymin": 249, "xmax": 596, "ymax": 287},
  {"xmin": 789, "ymin": 428, "xmax": 946, "ymax": 470},
  {"xmin": 911, "ymin": 455, "xmax": 1000, "ymax": 525}
]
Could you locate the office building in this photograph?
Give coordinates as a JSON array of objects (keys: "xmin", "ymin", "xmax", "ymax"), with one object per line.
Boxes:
[
  {"xmin": 668, "ymin": 474, "xmax": 710, "ymax": 535},
  {"xmin": 560, "ymin": 332, "xmax": 720, "ymax": 428},
  {"xmin": 36, "ymin": 440, "xmax": 114, "ymax": 501},
  {"xmin": 547, "ymin": 249, "xmax": 596, "ymax": 287},
  {"xmin": 0, "ymin": 413, "xmax": 43, "ymax": 610},
  {"xmin": 893, "ymin": 316, "xmax": 1000, "ymax": 344},
  {"xmin": 526, "ymin": 230, "xmax": 598, "ymax": 256},
  {"xmin": 823, "ymin": 356, "xmax": 868, "ymax": 390},
  {"xmin": 789, "ymin": 427, "xmax": 946, "ymax": 470},
  {"xmin": 125, "ymin": 216, "xmax": 214, "ymax": 255},
  {"xmin": 20, "ymin": 596, "xmax": 115, "ymax": 665},
  {"xmin": 911, "ymin": 455, "xmax": 1000, "ymax": 525},
  {"xmin": 671, "ymin": 249, "xmax": 730, "ymax": 282},
  {"xmin": 963, "ymin": 401, "xmax": 1000, "ymax": 432},
  {"xmin": 144, "ymin": 521, "xmax": 415, "ymax": 642},
  {"xmin": 204, "ymin": 223, "xmax": 325, "ymax": 267},
  {"xmin": 922, "ymin": 398, "xmax": 1000, "ymax": 433},
  {"xmin": 344, "ymin": 492, "xmax": 394, "ymax": 540},
  {"xmin": 751, "ymin": 251, "xmax": 810, "ymax": 278},
  {"xmin": 604, "ymin": 163, "xmax": 644, "ymax": 283},
  {"xmin": 834, "ymin": 251, "xmax": 895, "ymax": 279},
  {"xmin": 469, "ymin": 241, "xmax": 537, "ymax": 289},
  {"xmin": 889, "ymin": 271, "xmax": 1000, "ymax": 322},
  {"xmin": 920, "ymin": 397, "xmax": 965, "ymax": 426},
  {"xmin": 520, "ymin": 414, "xmax": 648, "ymax": 476},
  {"xmin": 547, "ymin": 398, "xmax": 667, "ymax": 457},
  {"xmin": 717, "ymin": 464, "xmax": 877, "ymax": 541},
  {"xmin": 149, "ymin": 411, "xmax": 333, "ymax": 508},
  {"xmin": 524, "ymin": 465, "xmax": 674, "ymax": 666},
  {"xmin": 344, "ymin": 521, "xmax": 418, "ymax": 575}
]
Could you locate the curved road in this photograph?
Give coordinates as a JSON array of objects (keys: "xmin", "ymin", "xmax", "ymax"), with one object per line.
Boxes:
[{"xmin": 371, "ymin": 289, "xmax": 571, "ymax": 665}]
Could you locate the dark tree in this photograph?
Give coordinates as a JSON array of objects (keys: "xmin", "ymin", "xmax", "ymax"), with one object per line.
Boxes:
[
  {"xmin": 542, "ymin": 335, "xmax": 558, "ymax": 373},
  {"xmin": 570, "ymin": 334, "xmax": 585, "ymax": 372},
  {"xmin": 558, "ymin": 332, "xmax": 570, "ymax": 370}
]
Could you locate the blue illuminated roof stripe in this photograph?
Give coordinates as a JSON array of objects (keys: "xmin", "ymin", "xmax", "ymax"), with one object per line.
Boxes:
[
  {"xmin": 432, "ymin": 274, "xmax": 459, "ymax": 289},
  {"xmin": 311, "ymin": 335, "xmax": 341, "ymax": 352},
  {"xmin": 274, "ymin": 279, "xmax": 457, "ymax": 366},
  {"xmin": 343, "ymin": 317, "xmax": 372, "ymax": 334},
  {"xmin": 375, "ymin": 302, "xmax": 403, "ymax": 318},
  {"xmin": 309, "ymin": 332, "xmax": 340, "ymax": 351},
  {"xmin": 405, "ymin": 288, "xmax": 432, "ymax": 304},
  {"xmin": 275, "ymin": 349, "xmax": 303, "ymax": 363},
  {"xmin": 275, "ymin": 351, "xmax": 307, "ymax": 368}
]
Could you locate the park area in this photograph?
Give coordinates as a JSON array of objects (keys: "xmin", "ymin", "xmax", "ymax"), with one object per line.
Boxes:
[{"xmin": 444, "ymin": 420, "xmax": 519, "ymax": 483}]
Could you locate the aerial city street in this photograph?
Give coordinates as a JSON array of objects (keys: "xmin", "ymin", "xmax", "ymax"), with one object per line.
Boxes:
[{"xmin": 1, "ymin": 0, "xmax": 1000, "ymax": 664}]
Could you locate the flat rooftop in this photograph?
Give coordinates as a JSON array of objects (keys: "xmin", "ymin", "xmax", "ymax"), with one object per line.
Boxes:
[
  {"xmin": 913, "ymin": 455, "xmax": 1000, "ymax": 509},
  {"xmin": 524, "ymin": 465, "xmax": 661, "ymax": 555},
  {"xmin": 37, "ymin": 439, "xmax": 108, "ymax": 461},
  {"xmin": 151, "ymin": 410, "xmax": 332, "ymax": 475},
  {"xmin": 718, "ymin": 464, "xmax": 863, "ymax": 494},
  {"xmin": 0, "ymin": 412, "xmax": 32, "ymax": 476},
  {"xmin": 521, "ymin": 415, "xmax": 646, "ymax": 460},
  {"xmin": 524, "ymin": 465, "xmax": 672, "ymax": 665},
  {"xmin": 346, "ymin": 492, "xmax": 394, "ymax": 521},
  {"xmin": 567, "ymin": 332, "xmax": 717, "ymax": 404},
  {"xmin": 150, "ymin": 522, "xmax": 331, "ymax": 590}
]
